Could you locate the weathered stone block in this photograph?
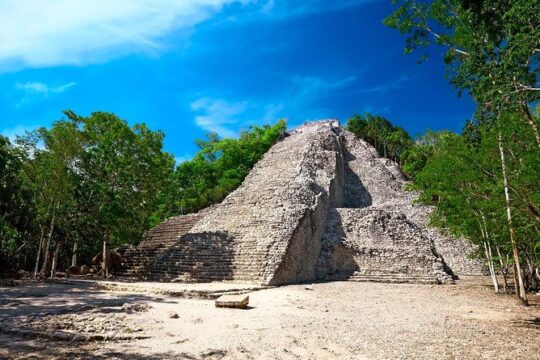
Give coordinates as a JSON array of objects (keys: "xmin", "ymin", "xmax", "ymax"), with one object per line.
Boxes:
[{"xmin": 215, "ymin": 294, "xmax": 249, "ymax": 309}]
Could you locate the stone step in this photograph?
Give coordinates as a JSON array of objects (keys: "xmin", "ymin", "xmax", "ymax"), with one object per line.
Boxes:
[{"xmin": 334, "ymin": 272, "xmax": 440, "ymax": 285}]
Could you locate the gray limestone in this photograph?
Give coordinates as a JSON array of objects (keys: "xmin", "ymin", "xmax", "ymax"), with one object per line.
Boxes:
[
  {"xmin": 215, "ymin": 294, "xmax": 249, "ymax": 309},
  {"xmin": 117, "ymin": 120, "xmax": 484, "ymax": 285}
]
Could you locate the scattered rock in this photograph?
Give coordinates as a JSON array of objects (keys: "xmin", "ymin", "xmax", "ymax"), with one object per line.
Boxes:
[
  {"xmin": 200, "ymin": 349, "xmax": 228, "ymax": 359},
  {"xmin": 122, "ymin": 303, "xmax": 151, "ymax": 312},
  {"xmin": 72, "ymin": 333, "xmax": 86, "ymax": 342},
  {"xmin": 80, "ymin": 265, "xmax": 90, "ymax": 275},
  {"xmin": 68, "ymin": 265, "xmax": 80, "ymax": 275},
  {"xmin": 305, "ymin": 285, "xmax": 314, "ymax": 290},
  {"xmin": 0, "ymin": 279, "xmax": 20, "ymax": 287},
  {"xmin": 168, "ymin": 312, "xmax": 179, "ymax": 319}
]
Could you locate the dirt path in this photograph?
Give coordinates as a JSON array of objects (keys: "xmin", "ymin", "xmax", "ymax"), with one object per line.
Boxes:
[{"xmin": 1, "ymin": 277, "xmax": 539, "ymax": 359}]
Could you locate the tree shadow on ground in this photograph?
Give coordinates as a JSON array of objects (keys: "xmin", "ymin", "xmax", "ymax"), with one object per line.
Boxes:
[
  {"xmin": 0, "ymin": 333, "xmax": 228, "ymax": 360},
  {"xmin": 0, "ymin": 282, "xmax": 231, "ymax": 359},
  {"xmin": 0, "ymin": 281, "xmax": 176, "ymax": 319}
]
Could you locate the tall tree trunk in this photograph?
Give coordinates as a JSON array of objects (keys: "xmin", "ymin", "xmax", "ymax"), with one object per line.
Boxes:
[
  {"xmin": 50, "ymin": 241, "xmax": 61, "ymax": 279},
  {"xmin": 521, "ymin": 102, "xmax": 540, "ymax": 148},
  {"xmin": 71, "ymin": 238, "xmax": 78, "ymax": 267},
  {"xmin": 479, "ymin": 214, "xmax": 498, "ymax": 293},
  {"xmin": 496, "ymin": 245, "xmax": 508, "ymax": 294},
  {"xmin": 483, "ymin": 241, "xmax": 499, "ymax": 293},
  {"xmin": 33, "ymin": 226, "xmax": 45, "ymax": 278},
  {"xmin": 102, "ymin": 229, "xmax": 109, "ymax": 278},
  {"xmin": 498, "ymin": 133, "xmax": 528, "ymax": 305},
  {"xmin": 40, "ymin": 206, "xmax": 57, "ymax": 276},
  {"xmin": 512, "ymin": 264, "xmax": 519, "ymax": 297}
]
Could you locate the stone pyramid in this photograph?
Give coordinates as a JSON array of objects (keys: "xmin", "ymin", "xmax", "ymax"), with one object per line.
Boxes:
[{"xmin": 116, "ymin": 120, "xmax": 483, "ymax": 285}]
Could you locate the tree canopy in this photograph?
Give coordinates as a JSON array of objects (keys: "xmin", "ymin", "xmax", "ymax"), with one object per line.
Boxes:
[
  {"xmin": 385, "ymin": 0, "xmax": 540, "ymax": 302},
  {"xmin": 0, "ymin": 113, "xmax": 286, "ymax": 276}
]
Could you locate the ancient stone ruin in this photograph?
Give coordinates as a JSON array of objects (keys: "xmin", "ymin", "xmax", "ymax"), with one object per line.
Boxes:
[{"xmin": 116, "ymin": 120, "xmax": 483, "ymax": 285}]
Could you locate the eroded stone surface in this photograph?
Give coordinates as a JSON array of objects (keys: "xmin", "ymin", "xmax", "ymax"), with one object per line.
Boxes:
[
  {"xmin": 117, "ymin": 120, "xmax": 483, "ymax": 285},
  {"xmin": 215, "ymin": 294, "xmax": 249, "ymax": 309}
]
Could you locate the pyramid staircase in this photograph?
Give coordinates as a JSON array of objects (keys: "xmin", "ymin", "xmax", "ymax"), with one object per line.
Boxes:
[{"xmin": 114, "ymin": 213, "xmax": 205, "ymax": 279}]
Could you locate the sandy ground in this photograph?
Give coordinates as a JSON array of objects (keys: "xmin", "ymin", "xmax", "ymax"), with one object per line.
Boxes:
[{"xmin": 0, "ymin": 277, "xmax": 539, "ymax": 360}]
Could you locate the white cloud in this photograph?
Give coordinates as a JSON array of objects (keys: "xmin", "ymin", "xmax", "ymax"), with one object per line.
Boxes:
[
  {"xmin": 191, "ymin": 97, "xmax": 248, "ymax": 137},
  {"xmin": 1, "ymin": 124, "xmax": 40, "ymax": 142},
  {"xmin": 190, "ymin": 97, "xmax": 286, "ymax": 137},
  {"xmin": 217, "ymin": 0, "xmax": 374, "ymax": 25},
  {"xmin": 16, "ymin": 81, "xmax": 77, "ymax": 94},
  {"xmin": 15, "ymin": 81, "xmax": 77, "ymax": 107},
  {"xmin": 189, "ymin": 74, "xmax": 358, "ymax": 135},
  {"xmin": 0, "ymin": 0, "xmax": 250, "ymax": 70},
  {"xmin": 292, "ymin": 75, "xmax": 357, "ymax": 96},
  {"xmin": 361, "ymin": 72, "xmax": 416, "ymax": 94}
]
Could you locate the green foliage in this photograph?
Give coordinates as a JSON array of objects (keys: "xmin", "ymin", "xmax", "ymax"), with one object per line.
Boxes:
[
  {"xmin": 346, "ymin": 113, "xmax": 413, "ymax": 166},
  {"xmin": 385, "ymin": 0, "xmax": 540, "ymax": 139},
  {"xmin": 0, "ymin": 136, "xmax": 36, "ymax": 265},
  {"xmin": 0, "ymin": 112, "xmax": 176, "ymax": 270},
  {"xmin": 72, "ymin": 112, "xmax": 176, "ymax": 247},
  {"xmin": 401, "ymin": 130, "xmax": 456, "ymax": 180},
  {"xmin": 411, "ymin": 113, "xmax": 540, "ymax": 287},
  {"xmin": 0, "ymin": 114, "xmax": 285, "ymax": 271},
  {"xmin": 173, "ymin": 120, "xmax": 286, "ymax": 214},
  {"xmin": 386, "ymin": 0, "xmax": 540, "ymax": 293}
]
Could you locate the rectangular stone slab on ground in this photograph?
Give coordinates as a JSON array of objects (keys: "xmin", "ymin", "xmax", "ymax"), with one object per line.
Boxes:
[{"xmin": 215, "ymin": 294, "xmax": 249, "ymax": 309}]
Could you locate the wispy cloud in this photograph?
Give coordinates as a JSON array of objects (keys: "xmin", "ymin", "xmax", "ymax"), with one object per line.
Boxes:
[
  {"xmin": 0, "ymin": 0, "xmax": 252, "ymax": 71},
  {"xmin": 216, "ymin": 0, "xmax": 375, "ymax": 25},
  {"xmin": 191, "ymin": 97, "xmax": 248, "ymax": 137},
  {"xmin": 190, "ymin": 97, "xmax": 286, "ymax": 137},
  {"xmin": 190, "ymin": 74, "xmax": 357, "ymax": 135},
  {"xmin": 292, "ymin": 75, "xmax": 358, "ymax": 96},
  {"xmin": 1, "ymin": 124, "xmax": 40, "ymax": 142},
  {"xmin": 16, "ymin": 81, "xmax": 77, "ymax": 94},
  {"xmin": 0, "ymin": 1, "xmax": 378, "ymax": 71},
  {"xmin": 15, "ymin": 81, "xmax": 77, "ymax": 107},
  {"xmin": 360, "ymin": 72, "xmax": 416, "ymax": 94}
]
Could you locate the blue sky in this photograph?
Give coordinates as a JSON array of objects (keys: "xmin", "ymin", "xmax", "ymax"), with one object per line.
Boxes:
[{"xmin": 0, "ymin": 0, "xmax": 475, "ymax": 162}]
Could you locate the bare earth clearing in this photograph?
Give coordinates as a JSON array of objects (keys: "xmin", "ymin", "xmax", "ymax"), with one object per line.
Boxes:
[{"xmin": 0, "ymin": 277, "xmax": 539, "ymax": 359}]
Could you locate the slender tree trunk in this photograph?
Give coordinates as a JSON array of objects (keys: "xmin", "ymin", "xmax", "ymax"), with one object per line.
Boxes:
[
  {"xmin": 513, "ymin": 264, "xmax": 519, "ymax": 297},
  {"xmin": 22, "ymin": 248, "xmax": 27, "ymax": 269},
  {"xmin": 33, "ymin": 226, "xmax": 45, "ymax": 278},
  {"xmin": 498, "ymin": 133, "xmax": 528, "ymax": 305},
  {"xmin": 40, "ymin": 207, "xmax": 57, "ymax": 276},
  {"xmin": 50, "ymin": 241, "xmax": 61, "ymax": 279},
  {"xmin": 521, "ymin": 102, "xmax": 540, "ymax": 148},
  {"xmin": 495, "ymin": 246, "xmax": 508, "ymax": 294},
  {"xmin": 479, "ymin": 214, "xmax": 498, "ymax": 293},
  {"xmin": 71, "ymin": 238, "xmax": 78, "ymax": 267},
  {"xmin": 486, "ymin": 241, "xmax": 499, "ymax": 292},
  {"xmin": 102, "ymin": 229, "xmax": 109, "ymax": 278},
  {"xmin": 483, "ymin": 241, "xmax": 499, "ymax": 293}
]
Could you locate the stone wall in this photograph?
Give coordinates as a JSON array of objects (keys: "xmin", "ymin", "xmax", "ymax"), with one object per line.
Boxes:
[
  {"xmin": 337, "ymin": 131, "xmax": 484, "ymax": 278},
  {"xmin": 316, "ymin": 208, "xmax": 452, "ymax": 283}
]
